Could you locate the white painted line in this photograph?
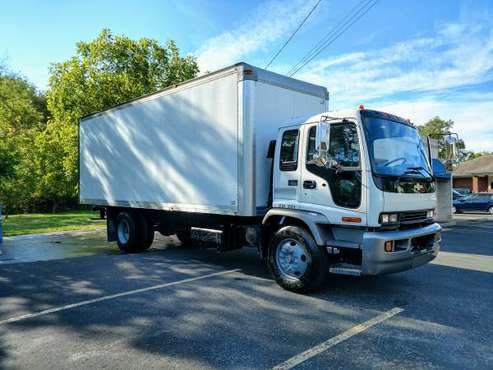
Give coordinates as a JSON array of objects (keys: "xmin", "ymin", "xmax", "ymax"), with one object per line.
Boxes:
[
  {"xmin": 0, "ymin": 269, "xmax": 240, "ymax": 326},
  {"xmin": 272, "ymin": 307, "xmax": 404, "ymax": 370}
]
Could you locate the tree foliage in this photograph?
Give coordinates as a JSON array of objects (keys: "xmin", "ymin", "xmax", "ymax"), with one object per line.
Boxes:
[
  {"xmin": 1, "ymin": 30, "xmax": 199, "ymax": 213},
  {"xmin": 0, "ymin": 69, "xmax": 47, "ymax": 214},
  {"xmin": 0, "ymin": 139, "xmax": 18, "ymax": 181},
  {"xmin": 40, "ymin": 29, "xmax": 199, "ymax": 211},
  {"xmin": 417, "ymin": 116, "xmax": 454, "ymax": 138},
  {"xmin": 417, "ymin": 116, "xmax": 466, "ymax": 161},
  {"xmin": 465, "ymin": 151, "xmax": 493, "ymax": 160}
]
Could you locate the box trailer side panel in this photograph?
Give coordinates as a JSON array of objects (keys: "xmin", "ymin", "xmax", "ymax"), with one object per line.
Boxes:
[
  {"xmin": 80, "ymin": 70, "xmax": 240, "ymax": 215},
  {"xmin": 252, "ymin": 80, "xmax": 328, "ymax": 214}
]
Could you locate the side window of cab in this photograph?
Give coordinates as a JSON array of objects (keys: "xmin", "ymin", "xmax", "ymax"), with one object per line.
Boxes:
[{"xmin": 280, "ymin": 129, "xmax": 299, "ymax": 171}]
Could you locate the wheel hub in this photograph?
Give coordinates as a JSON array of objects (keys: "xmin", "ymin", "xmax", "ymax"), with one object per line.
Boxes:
[
  {"xmin": 275, "ymin": 239, "xmax": 310, "ymax": 279},
  {"xmin": 117, "ymin": 219, "xmax": 130, "ymax": 244}
]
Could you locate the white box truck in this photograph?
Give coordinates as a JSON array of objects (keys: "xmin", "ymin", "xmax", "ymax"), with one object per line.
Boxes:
[{"xmin": 80, "ymin": 63, "xmax": 440, "ymax": 292}]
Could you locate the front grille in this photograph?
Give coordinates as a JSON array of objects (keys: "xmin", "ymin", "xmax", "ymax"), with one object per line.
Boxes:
[{"xmin": 399, "ymin": 210, "xmax": 428, "ymax": 224}]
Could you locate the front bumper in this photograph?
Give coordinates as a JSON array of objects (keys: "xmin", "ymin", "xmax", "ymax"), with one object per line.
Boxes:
[{"xmin": 361, "ymin": 223, "xmax": 441, "ymax": 275}]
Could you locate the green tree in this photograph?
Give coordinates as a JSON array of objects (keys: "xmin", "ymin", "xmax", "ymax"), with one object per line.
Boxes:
[
  {"xmin": 0, "ymin": 69, "xmax": 47, "ymax": 215},
  {"xmin": 466, "ymin": 151, "xmax": 493, "ymax": 160},
  {"xmin": 41, "ymin": 29, "xmax": 199, "ymax": 211},
  {"xmin": 0, "ymin": 73, "xmax": 46, "ymax": 135},
  {"xmin": 0, "ymin": 140, "xmax": 18, "ymax": 181},
  {"xmin": 417, "ymin": 116, "xmax": 453, "ymax": 138},
  {"xmin": 417, "ymin": 116, "xmax": 465, "ymax": 161}
]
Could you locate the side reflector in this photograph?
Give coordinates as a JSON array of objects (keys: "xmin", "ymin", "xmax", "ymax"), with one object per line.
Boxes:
[
  {"xmin": 384, "ymin": 240, "xmax": 394, "ymax": 252},
  {"xmin": 342, "ymin": 217, "xmax": 361, "ymax": 223}
]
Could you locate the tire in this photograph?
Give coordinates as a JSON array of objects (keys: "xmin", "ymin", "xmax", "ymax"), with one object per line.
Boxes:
[
  {"xmin": 116, "ymin": 211, "xmax": 151, "ymax": 253},
  {"xmin": 176, "ymin": 228, "xmax": 193, "ymax": 247},
  {"xmin": 267, "ymin": 226, "xmax": 328, "ymax": 293}
]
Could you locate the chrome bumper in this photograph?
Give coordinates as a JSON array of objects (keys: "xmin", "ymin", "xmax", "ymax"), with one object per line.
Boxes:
[{"xmin": 361, "ymin": 223, "xmax": 441, "ymax": 275}]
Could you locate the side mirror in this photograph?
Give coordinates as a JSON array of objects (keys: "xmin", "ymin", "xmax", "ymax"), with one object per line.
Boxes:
[{"xmin": 315, "ymin": 122, "xmax": 329, "ymax": 154}]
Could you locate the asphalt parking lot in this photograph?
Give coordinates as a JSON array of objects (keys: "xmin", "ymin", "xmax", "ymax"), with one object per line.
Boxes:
[{"xmin": 1, "ymin": 214, "xmax": 492, "ymax": 369}]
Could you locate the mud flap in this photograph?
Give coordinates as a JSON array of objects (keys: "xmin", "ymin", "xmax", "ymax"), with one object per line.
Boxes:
[
  {"xmin": 107, "ymin": 216, "xmax": 117, "ymax": 242},
  {"xmin": 218, "ymin": 226, "xmax": 243, "ymax": 252}
]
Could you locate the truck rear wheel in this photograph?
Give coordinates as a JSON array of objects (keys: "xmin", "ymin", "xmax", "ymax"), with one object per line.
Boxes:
[
  {"xmin": 116, "ymin": 211, "xmax": 152, "ymax": 253},
  {"xmin": 268, "ymin": 226, "xmax": 328, "ymax": 293}
]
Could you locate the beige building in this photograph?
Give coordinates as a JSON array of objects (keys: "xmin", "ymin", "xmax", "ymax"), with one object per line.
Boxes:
[{"xmin": 453, "ymin": 155, "xmax": 493, "ymax": 193}]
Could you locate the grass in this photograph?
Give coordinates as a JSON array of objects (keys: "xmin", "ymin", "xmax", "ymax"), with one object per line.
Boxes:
[{"xmin": 1, "ymin": 210, "xmax": 105, "ymax": 237}]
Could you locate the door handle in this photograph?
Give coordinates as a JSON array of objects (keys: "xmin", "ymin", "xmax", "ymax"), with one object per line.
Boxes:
[{"xmin": 303, "ymin": 180, "xmax": 316, "ymax": 189}]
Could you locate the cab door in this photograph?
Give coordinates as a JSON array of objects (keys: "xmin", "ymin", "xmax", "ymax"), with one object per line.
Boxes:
[
  {"xmin": 273, "ymin": 127, "xmax": 301, "ymax": 205},
  {"xmin": 299, "ymin": 121, "xmax": 366, "ymax": 217},
  {"xmin": 297, "ymin": 124, "xmax": 330, "ymax": 206}
]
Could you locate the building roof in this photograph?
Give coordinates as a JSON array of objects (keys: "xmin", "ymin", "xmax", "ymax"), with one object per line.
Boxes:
[{"xmin": 454, "ymin": 155, "xmax": 493, "ymax": 175}]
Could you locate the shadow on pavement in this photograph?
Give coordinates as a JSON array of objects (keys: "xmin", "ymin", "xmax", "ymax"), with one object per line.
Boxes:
[{"xmin": 0, "ymin": 223, "xmax": 492, "ymax": 368}]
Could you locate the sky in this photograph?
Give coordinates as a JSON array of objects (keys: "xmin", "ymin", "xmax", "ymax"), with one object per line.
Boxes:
[{"xmin": 1, "ymin": 0, "xmax": 492, "ymax": 152}]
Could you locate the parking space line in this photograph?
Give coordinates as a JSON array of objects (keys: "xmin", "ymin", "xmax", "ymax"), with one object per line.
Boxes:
[
  {"xmin": 272, "ymin": 307, "xmax": 404, "ymax": 370},
  {"xmin": 0, "ymin": 269, "xmax": 240, "ymax": 326}
]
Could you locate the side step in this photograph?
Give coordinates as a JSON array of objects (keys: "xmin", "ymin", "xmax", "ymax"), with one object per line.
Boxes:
[
  {"xmin": 190, "ymin": 227, "xmax": 243, "ymax": 252},
  {"xmin": 329, "ymin": 263, "xmax": 362, "ymax": 277}
]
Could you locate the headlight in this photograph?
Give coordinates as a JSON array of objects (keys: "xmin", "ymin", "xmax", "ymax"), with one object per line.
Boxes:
[
  {"xmin": 426, "ymin": 209, "xmax": 435, "ymax": 219},
  {"xmin": 380, "ymin": 213, "xmax": 399, "ymax": 224}
]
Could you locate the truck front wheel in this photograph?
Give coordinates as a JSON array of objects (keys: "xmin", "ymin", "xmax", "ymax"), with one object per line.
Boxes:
[
  {"xmin": 268, "ymin": 226, "xmax": 328, "ymax": 293},
  {"xmin": 116, "ymin": 211, "xmax": 152, "ymax": 253}
]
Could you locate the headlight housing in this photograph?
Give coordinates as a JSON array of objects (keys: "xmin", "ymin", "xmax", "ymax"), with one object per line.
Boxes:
[{"xmin": 380, "ymin": 213, "xmax": 399, "ymax": 224}]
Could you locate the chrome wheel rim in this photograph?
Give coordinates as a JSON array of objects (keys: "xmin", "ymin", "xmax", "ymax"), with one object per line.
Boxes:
[
  {"xmin": 117, "ymin": 219, "xmax": 130, "ymax": 244},
  {"xmin": 275, "ymin": 238, "xmax": 310, "ymax": 279}
]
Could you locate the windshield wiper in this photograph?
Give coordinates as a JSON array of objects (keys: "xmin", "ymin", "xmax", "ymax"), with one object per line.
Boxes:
[{"xmin": 404, "ymin": 166, "xmax": 434, "ymax": 178}]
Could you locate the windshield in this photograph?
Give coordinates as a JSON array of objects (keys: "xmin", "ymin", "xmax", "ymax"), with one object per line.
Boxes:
[{"xmin": 362, "ymin": 113, "xmax": 431, "ymax": 178}]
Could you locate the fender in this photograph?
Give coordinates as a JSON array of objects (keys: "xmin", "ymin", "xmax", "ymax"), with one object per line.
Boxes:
[{"xmin": 262, "ymin": 208, "xmax": 330, "ymax": 245}]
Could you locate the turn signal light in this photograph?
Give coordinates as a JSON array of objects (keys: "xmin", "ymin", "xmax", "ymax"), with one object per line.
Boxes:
[
  {"xmin": 434, "ymin": 232, "xmax": 441, "ymax": 242},
  {"xmin": 384, "ymin": 240, "xmax": 394, "ymax": 252},
  {"xmin": 342, "ymin": 217, "xmax": 362, "ymax": 223}
]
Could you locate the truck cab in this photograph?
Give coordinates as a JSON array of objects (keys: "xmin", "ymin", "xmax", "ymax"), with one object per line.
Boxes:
[{"xmin": 263, "ymin": 108, "xmax": 440, "ymax": 291}]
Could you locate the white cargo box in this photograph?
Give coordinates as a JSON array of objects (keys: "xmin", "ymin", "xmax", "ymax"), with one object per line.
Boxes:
[{"xmin": 79, "ymin": 63, "xmax": 328, "ymax": 217}]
